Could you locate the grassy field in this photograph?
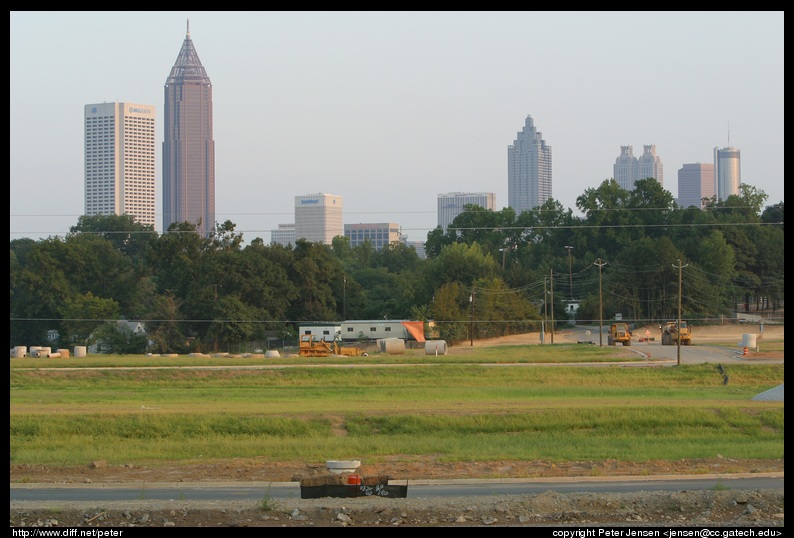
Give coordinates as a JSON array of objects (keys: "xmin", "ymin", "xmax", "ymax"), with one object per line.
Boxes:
[{"xmin": 9, "ymin": 344, "xmax": 784, "ymax": 468}]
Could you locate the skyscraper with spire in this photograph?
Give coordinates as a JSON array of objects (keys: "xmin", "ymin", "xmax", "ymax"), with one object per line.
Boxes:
[
  {"xmin": 162, "ymin": 20, "xmax": 215, "ymax": 237},
  {"xmin": 507, "ymin": 115, "xmax": 552, "ymax": 214}
]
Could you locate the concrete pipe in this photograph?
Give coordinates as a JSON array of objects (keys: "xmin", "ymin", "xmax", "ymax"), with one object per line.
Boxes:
[
  {"xmin": 382, "ymin": 338, "xmax": 405, "ymax": 355},
  {"xmin": 424, "ymin": 340, "xmax": 448, "ymax": 355}
]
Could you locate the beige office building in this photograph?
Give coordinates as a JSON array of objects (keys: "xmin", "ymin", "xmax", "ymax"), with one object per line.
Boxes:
[
  {"xmin": 677, "ymin": 163, "xmax": 715, "ymax": 209},
  {"xmin": 344, "ymin": 223, "xmax": 403, "ymax": 250},
  {"xmin": 84, "ymin": 102, "xmax": 156, "ymax": 228},
  {"xmin": 294, "ymin": 193, "xmax": 343, "ymax": 245}
]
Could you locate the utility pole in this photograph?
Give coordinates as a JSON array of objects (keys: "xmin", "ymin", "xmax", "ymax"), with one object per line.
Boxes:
[
  {"xmin": 343, "ymin": 275, "xmax": 346, "ymax": 320},
  {"xmin": 673, "ymin": 259, "xmax": 688, "ymax": 366},
  {"xmin": 469, "ymin": 288, "xmax": 475, "ymax": 347},
  {"xmin": 542, "ymin": 277, "xmax": 548, "ymax": 344},
  {"xmin": 550, "ymin": 269, "xmax": 555, "ymax": 344},
  {"xmin": 565, "ymin": 245, "xmax": 574, "ymax": 300},
  {"xmin": 594, "ymin": 258, "xmax": 607, "ymax": 347}
]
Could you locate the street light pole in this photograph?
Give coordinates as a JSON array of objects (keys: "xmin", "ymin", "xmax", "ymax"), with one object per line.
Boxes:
[
  {"xmin": 550, "ymin": 269, "xmax": 555, "ymax": 344},
  {"xmin": 499, "ymin": 248, "xmax": 506, "ymax": 270},
  {"xmin": 542, "ymin": 277, "xmax": 548, "ymax": 344},
  {"xmin": 673, "ymin": 259, "xmax": 688, "ymax": 366},
  {"xmin": 469, "ymin": 290, "xmax": 475, "ymax": 347},
  {"xmin": 594, "ymin": 258, "xmax": 607, "ymax": 347},
  {"xmin": 565, "ymin": 246, "xmax": 574, "ymax": 300}
]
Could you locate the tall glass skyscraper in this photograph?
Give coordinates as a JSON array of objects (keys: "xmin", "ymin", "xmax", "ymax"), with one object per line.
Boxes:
[
  {"xmin": 714, "ymin": 147, "xmax": 741, "ymax": 201},
  {"xmin": 507, "ymin": 115, "xmax": 552, "ymax": 214},
  {"xmin": 162, "ymin": 20, "xmax": 215, "ymax": 237},
  {"xmin": 84, "ymin": 102, "xmax": 156, "ymax": 227}
]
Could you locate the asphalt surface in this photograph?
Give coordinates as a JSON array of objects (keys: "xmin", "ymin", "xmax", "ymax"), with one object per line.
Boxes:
[{"xmin": 10, "ymin": 473, "xmax": 784, "ymax": 503}]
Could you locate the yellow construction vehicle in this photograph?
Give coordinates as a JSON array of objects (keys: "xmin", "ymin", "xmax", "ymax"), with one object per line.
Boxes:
[
  {"xmin": 298, "ymin": 335, "xmax": 367, "ymax": 357},
  {"xmin": 661, "ymin": 321, "xmax": 692, "ymax": 346},
  {"xmin": 299, "ymin": 334, "xmax": 333, "ymax": 357},
  {"xmin": 607, "ymin": 322, "xmax": 632, "ymax": 346}
]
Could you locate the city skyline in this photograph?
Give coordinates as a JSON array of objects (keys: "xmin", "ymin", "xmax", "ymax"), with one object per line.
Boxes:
[{"xmin": 11, "ymin": 12, "xmax": 784, "ymax": 245}]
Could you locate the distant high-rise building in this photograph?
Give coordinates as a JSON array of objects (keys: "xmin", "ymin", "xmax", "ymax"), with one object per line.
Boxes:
[
  {"xmin": 344, "ymin": 223, "xmax": 403, "ymax": 250},
  {"xmin": 270, "ymin": 223, "xmax": 295, "ymax": 247},
  {"xmin": 637, "ymin": 145, "xmax": 663, "ymax": 188},
  {"xmin": 294, "ymin": 193, "xmax": 343, "ymax": 245},
  {"xmin": 613, "ymin": 144, "xmax": 663, "ymax": 190},
  {"xmin": 437, "ymin": 192, "xmax": 496, "ymax": 233},
  {"xmin": 714, "ymin": 146, "xmax": 741, "ymax": 201},
  {"xmin": 677, "ymin": 163, "xmax": 715, "ymax": 209},
  {"xmin": 508, "ymin": 115, "xmax": 552, "ymax": 214},
  {"xmin": 162, "ymin": 20, "xmax": 215, "ymax": 237},
  {"xmin": 406, "ymin": 240, "xmax": 426, "ymax": 259},
  {"xmin": 613, "ymin": 146, "xmax": 638, "ymax": 190},
  {"xmin": 84, "ymin": 102, "xmax": 156, "ymax": 227}
]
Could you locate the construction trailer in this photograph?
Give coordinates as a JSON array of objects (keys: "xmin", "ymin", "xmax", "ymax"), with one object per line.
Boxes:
[
  {"xmin": 339, "ymin": 320, "xmax": 426, "ymax": 342},
  {"xmin": 297, "ymin": 323, "xmax": 342, "ymax": 342}
]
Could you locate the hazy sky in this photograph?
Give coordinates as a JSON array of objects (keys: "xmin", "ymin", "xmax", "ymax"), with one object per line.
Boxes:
[{"xmin": 10, "ymin": 11, "xmax": 784, "ymax": 245}]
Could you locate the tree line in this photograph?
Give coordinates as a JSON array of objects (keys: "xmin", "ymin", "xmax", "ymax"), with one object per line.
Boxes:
[{"xmin": 10, "ymin": 179, "xmax": 784, "ymax": 354}]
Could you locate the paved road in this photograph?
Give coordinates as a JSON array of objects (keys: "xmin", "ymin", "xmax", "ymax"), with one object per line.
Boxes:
[
  {"xmin": 560, "ymin": 325, "xmax": 781, "ymax": 365},
  {"xmin": 9, "ymin": 474, "xmax": 784, "ymax": 503}
]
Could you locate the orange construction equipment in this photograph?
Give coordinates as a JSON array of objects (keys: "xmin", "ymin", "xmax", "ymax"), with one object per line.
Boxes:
[{"xmin": 298, "ymin": 334, "xmax": 367, "ymax": 357}]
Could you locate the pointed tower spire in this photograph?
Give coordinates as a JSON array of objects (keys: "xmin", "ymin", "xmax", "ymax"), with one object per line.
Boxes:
[{"xmin": 166, "ymin": 21, "xmax": 210, "ymax": 84}]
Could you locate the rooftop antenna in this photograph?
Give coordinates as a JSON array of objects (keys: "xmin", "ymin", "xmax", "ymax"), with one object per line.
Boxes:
[{"xmin": 187, "ymin": 18, "xmax": 190, "ymax": 39}]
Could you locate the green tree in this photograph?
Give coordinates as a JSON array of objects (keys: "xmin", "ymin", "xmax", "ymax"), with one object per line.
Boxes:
[
  {"xmin": 145, "ymin": 292, "xmax": 188, "ymax": 354},
  {"xmin": 59, "ymin": 292, "xmax": 120, "ymax": 348},
  {"xmin": 69, "ymin": 214, "xmax": 157, "ymax": 266},
  {"xmin": 429, "ymin": 281, "xmax": 470, "ymax": 345},
  {"xmin": 288, "ymin": 240, "xmax": 344, "ymax": 322}
]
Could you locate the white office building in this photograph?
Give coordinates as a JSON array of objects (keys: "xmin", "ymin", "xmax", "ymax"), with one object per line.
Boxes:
[
  {"xmin": 270, "ymin": 223, "xmax": 296, "ymax": 247},
  {"xmin": 437, "ymin": 192, "xmax": 496, "ymax": 233},
  {"xmin": 637, "ymin": 145, "xmax": 663, "ymax": 188},
  {"xmin": 84, "ymin": 102, "xmax": 156, "ymax": 227},
  {"xmin": 614, "ymin": 144, "xmax": 663, "ymax": 190},
  {"xmin": 294, "ymin": 193, "xmax": 343, "ymax": 245},
  {"xmin": 613, "ymin": 146, "xmax": 638, "ymax": 190}
]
